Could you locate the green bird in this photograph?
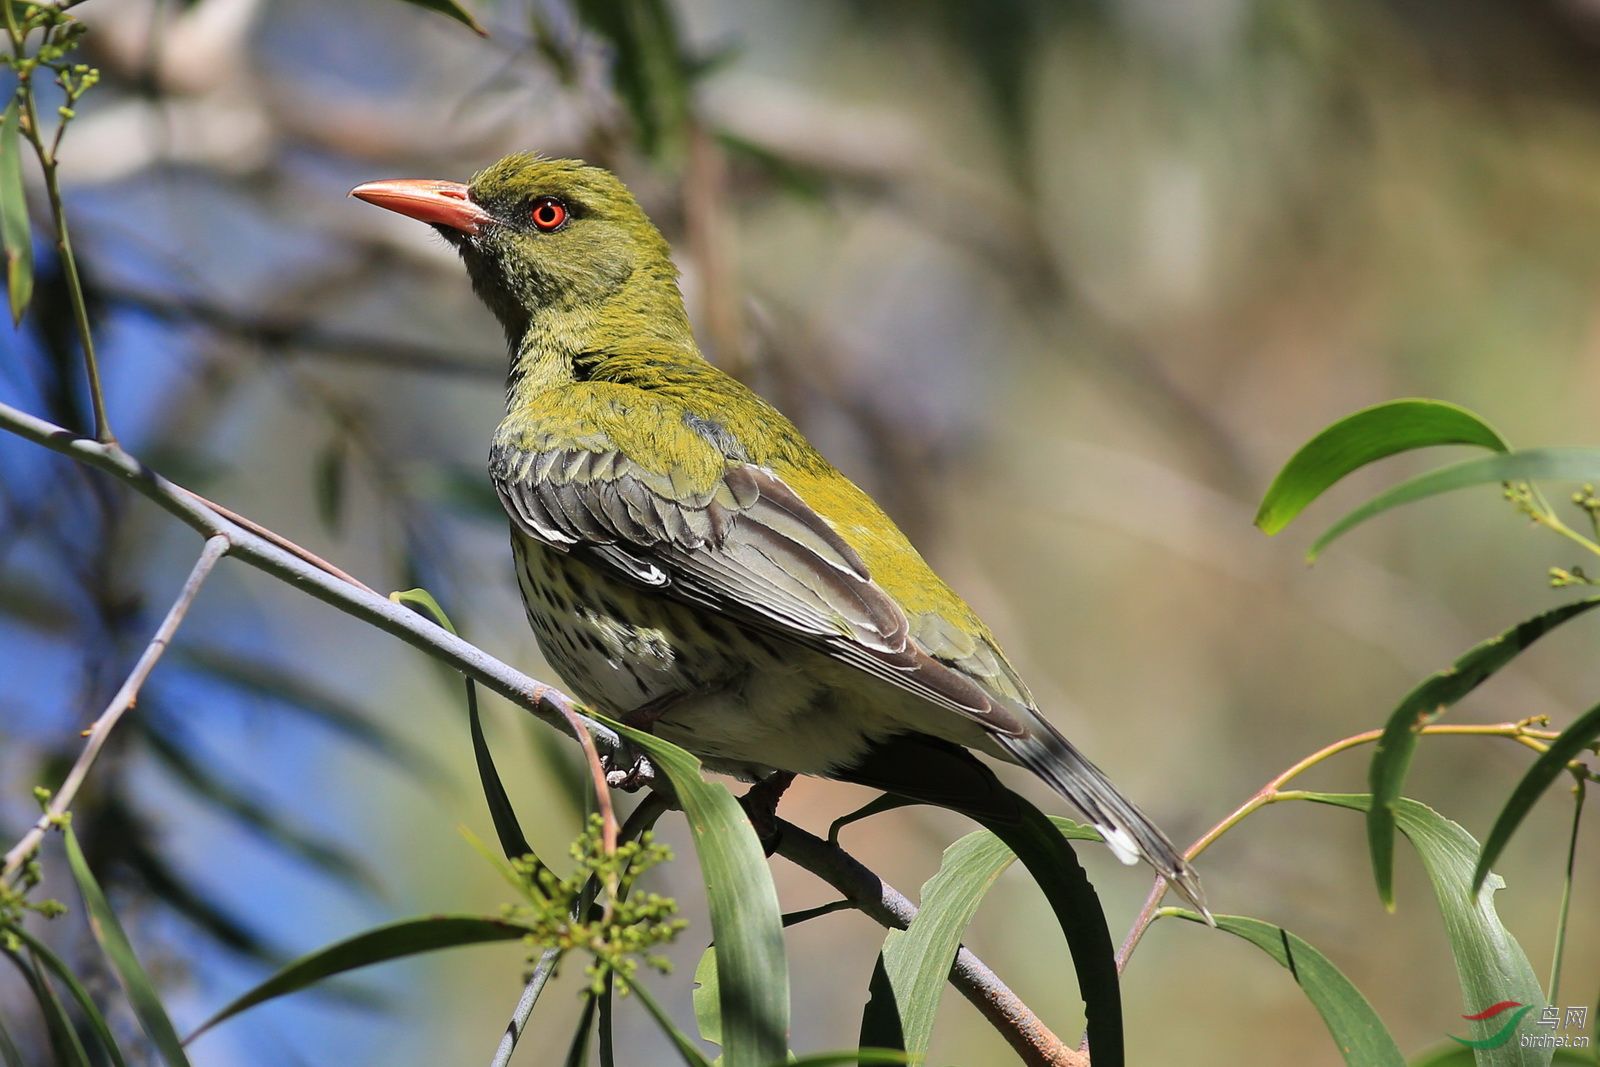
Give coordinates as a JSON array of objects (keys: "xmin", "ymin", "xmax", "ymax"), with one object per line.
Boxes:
[{"xmin": 352, "ymin": 155, "xmax": 1204, "ymax": 910}]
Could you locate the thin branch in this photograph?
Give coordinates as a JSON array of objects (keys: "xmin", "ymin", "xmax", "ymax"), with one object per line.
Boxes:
[
  {"xmin": 180, "ymin": 486, "xmax": 377, "ymax": 595},
  {"xmin": 558, "ymin": 705, "xmax": 618, "ymax": 855},
  {"xmin": 1115, "ymin": 718, "xmax": 1575, "ymax": 971},
  {"xmin": 5, "ymin": 16, "xmax": 114, "ymax": 445},
  {"xmin": 774, "ymin": 819, "xmax": 1086, "ymax": 1067},
  {"xmin": 2, "ymin": 534, "xmax": 229, "ymax": 881}
]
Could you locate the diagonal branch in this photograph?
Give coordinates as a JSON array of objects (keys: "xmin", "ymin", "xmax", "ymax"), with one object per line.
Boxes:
[{"xmin": 2, "ymin": 534, "xmax": 230, "ymax": 881}]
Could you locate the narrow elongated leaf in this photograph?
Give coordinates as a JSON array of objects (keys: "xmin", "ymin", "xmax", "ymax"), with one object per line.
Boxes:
[
  {"xmin": 0, "ymin": 102, "xmax": 32, "ymax": 326},
  {"xmin": 612, "ymin": 971, "xmax": 714, "ymax": 1067},
  {"xmin": 694, "ymin": 902, "xmax": 854, "ymax": 1051},
  {"xmin": 958, "ymin": 795, "xmax": 1119, "ymax": 1057},
  {"xmin": 10, "ymin": 926, "xmax": 128, "ymax": 1067},
  {"xmin": 1473, "ymin": 700, "xmax": 1600, "ymax": 892},
  {"xmin": 613, "ymin": 723, "xmax": 788, "ymax": 1067},
  {"xmin": 1161, "ymin": 910, "xmax": 1403, "ymax": 1067},
  {"xmin": 1304, "ymin": 795, "xmax": 1547, "ymax": 1067},
  {"xmin": 395, "ymin": 0, "xmax": 486, "ymax": 35},
  {"xmin": 1310, "ymin": 448, "xmax": 1600, "ymax": 561},
  {"xmin": 1256, "ymin": 399, "xmax": 1508, "ymax": 535},
  {"xmin": 563, "ymin": 993, "xmax": 599, "ymax": 1067},
  {"xmin": 189, "ymin": 915, "xmax": 525, "ymax": 1040},
  {"xmin": 1368, "ymin": 596, "xmax": 1600, "ymax": 908},
  {"xmin": 844, "ymin": 745, "xmax": 1123, "ymax": 1065},
  {"xmin": 691, "ymin": 944, "xmax": 722, "ymax": 1049},
  {"xmin": 469, "ymin": 682, "xmax": 535, "ymax": 862},
  {"xmin": 860, "ymin": 817, "xmax": 1100, "ymax": 1059},
  {"xmin": 8, "ymin": 950, "xmax": 90, "ymax": 1067},
  {"xmin": 392, "ymin": 589, "xmax": 537, "ymax": 865},
  {"xmin": 599, "ymin": 969, "xmax": 617, "ymax": 1067},
  {"xmin": 0, "ymin": 1009, "xmax": 24, "ymax": 1067},
  {"xmin": 64, "ymin": 828, "xmax": 191, "ymax": 1067}
]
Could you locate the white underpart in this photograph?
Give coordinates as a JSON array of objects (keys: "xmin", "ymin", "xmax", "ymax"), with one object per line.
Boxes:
[{"xmin": 1101, "ymin": 825, "xmax": 1141, "ymax": 866}]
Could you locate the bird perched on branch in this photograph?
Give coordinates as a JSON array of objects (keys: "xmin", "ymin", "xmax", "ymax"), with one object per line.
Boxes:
[{"xmin": 352, "ymin": 155, "xmax": 1205, "ymax": 912}]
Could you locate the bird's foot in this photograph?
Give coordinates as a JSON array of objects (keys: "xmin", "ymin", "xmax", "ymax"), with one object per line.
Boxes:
[
  {"xmin": 739, "ymin": 772, "xmax": 796, "ymax": 856},
  {"xmin": 602, "ymin": 745, "xmax": 652, "ymax": 792}
]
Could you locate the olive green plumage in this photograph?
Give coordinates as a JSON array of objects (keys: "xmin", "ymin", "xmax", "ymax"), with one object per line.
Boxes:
[{"xmin": 379, "ymin": 153, "xmax": 1202, "ymax": 909}]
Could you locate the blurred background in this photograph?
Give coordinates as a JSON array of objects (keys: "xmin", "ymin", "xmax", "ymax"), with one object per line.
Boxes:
[{"xmin": 2, "ymin": 0, "xmax": 1598, "ymax": 1063}]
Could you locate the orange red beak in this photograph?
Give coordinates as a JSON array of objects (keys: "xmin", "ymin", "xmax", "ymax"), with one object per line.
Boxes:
[{"xmin": 349, "ymin": 178, "xmax": 493, "ymax": 235}]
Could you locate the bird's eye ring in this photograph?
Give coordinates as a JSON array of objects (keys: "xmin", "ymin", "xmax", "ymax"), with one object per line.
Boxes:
[{"xmin": 530, "ymin": 196, "xmax": 568, "ymax": 232}]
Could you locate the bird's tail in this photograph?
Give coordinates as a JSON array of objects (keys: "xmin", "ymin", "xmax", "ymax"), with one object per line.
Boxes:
[
  {"xmin": 996, "ymin": 718, "xmax": 1210, "ymax": 921},
  {"xmin": 838, "ymin": 727, "xmax": 1209, "ymax": 921}
]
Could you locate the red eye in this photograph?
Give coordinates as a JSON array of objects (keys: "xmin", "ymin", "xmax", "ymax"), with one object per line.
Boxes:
[{"xmin": 530, "ymin": 197, "xmax": 567, "ymax": 231}]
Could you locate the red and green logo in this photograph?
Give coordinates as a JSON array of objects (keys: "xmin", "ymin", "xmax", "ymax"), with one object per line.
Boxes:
[{"xmin": 1450, "ymin": 1001, "xmax": 1533, "ymax": 1049}]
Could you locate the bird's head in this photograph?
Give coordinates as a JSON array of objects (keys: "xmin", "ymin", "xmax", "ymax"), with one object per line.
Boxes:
[{"xmin": 351, "ymin": 154, "xmax": 685, "ymax": 347}]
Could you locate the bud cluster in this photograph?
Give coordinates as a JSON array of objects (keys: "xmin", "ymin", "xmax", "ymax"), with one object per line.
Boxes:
[{"xmin": 502, "ymin": 815, "xmax": 687, "ymax": 994}]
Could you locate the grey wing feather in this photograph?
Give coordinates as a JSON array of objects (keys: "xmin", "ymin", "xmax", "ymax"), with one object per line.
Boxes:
[{"xmin": 489, "ymin": 443, "xmax": 1026, "ymax": 736}]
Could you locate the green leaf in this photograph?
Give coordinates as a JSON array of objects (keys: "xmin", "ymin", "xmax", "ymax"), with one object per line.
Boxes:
[
  {"xmin": 572, "ymin": 0, "xmax": 693, "ymax": 159},
  {"xmin": 63, "ymin": 828, "xmax": 191, "ymax": 1066},
  {"xmin": 9, "ymin": 925, "xmax": 128, "ymax": 1067},
  {"xmin": 611, "ymin": 722, "xmax": 788, "ymax": 1067},
  {"xmin": 390, "ymin": 587, "xmax": 457, "ymax": 634},
  {"xmin": 1368, "ymin": 596, "xmax": 1600, "ymax": 908},
  {"xmin": 395, "ymin": 0, "xmax": 486, "ymax": 35},
  {"xmin": 611, "ymin": 971, "xmax": 714, "ymax": 1067},
  {"xmin": 1160, "ymin": 910, "xmax": 1403, "ymax": 1067},
  {"xmin": 7, "ymin": 950, "xmax": 91, "ymax": 1067},
  {"xmin": 1303, "ymin": 794, "xmax": 1548, "ymax": 1067},
  {"xmin": 564, "ymin": 993, "xmax": 599, "ymax": 1067},
  {"xmin": 392, "ymin": 588, "xmax": 540, "ymax": 869},
  {"xmin": 1473, "ymin": 700, "xmax": 1600, "ymax": 893},
  {"xmin": 691, "ymin": 943, "xmax": 723, "ymax": 1050},
  {"xmin": 599, "ymin": 968, "xmax": 617, "ymax": 1067},
  {"xmin": 1409, "ymin": 1045, "xmax": 1596, "ymax": 1066},
  {"xmin": 0, "ymin": 1008, "xmax": 24, "ymax": 1067},
  {"xmin": 694, "ymin": 903, "xmax": 853, "ymax": 1053},
  {"xmin": 1, "ymin": 102, "xmax": 32, "ymax": 326},
  {"xmin": 1256, "ymin": 399, "xmax": 1508, "ymax": 535},
  {"xmin": 1309, "ymin": 448, "xmax": 1600, "ymax": 562},
  {"xmin": 889, "ymin": 755, "xmax": 1123, "ymax": 1066},
  {"xmin": 860, "ymin": 817, "xmax": 1101, "ymax": 1060},
  {"xmin": 468, "ymin": 678, "xmax": 536, "ymax": 862},
  {"xmin": 188, "ymin": 915, "xmax": 525, "ymax": 1041},
  {"xmin": 314, "ymin": 437, "xmax": 346, "ymax": 535}
]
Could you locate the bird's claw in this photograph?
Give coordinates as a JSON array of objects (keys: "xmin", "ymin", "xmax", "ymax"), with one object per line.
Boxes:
[
  {"xmin": 602, "ymin": 747, "xmax": 651, "ymax": 792},
  {"xmin": 739, "ymin": 772, "xmax": 796, "ymax": 856}
]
